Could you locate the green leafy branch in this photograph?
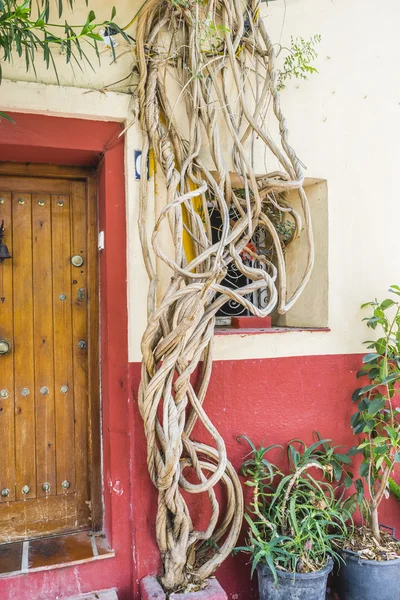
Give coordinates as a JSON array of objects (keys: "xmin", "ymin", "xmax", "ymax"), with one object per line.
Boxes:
[
  {"xmin": 277, "ymin": 34, "xmax": 321, "ymax": 91},
  {"xmin": 350, "ymin": 286, "xmax": 400, "ymax": 541},
  {"xmin": 0, "ymin": 1, "xmax": 129, "ymax": 86}
]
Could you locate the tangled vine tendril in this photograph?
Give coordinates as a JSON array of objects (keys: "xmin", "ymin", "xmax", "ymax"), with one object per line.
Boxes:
[{"xmin": 136, "ymin": 0, "xmax": 314, "ymax": 591}]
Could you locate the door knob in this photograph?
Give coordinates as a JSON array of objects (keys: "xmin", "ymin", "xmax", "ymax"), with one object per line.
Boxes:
[{"xmin": 0, "ymin": 340, "xmax": 11, "ymax": 355}]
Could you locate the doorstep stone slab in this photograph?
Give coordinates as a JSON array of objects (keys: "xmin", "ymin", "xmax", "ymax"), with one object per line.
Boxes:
[
  {"xmin": 64, "ymin": 590, "xmax": 118, "ymax": 600},
  {"xmin": 140, "ymin": 576, "xmax": 227, "ymax": 600}
]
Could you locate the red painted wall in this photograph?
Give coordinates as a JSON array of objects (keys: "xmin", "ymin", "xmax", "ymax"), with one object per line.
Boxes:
[
  {"xmin": 129, "ymin": 354, "xmax": 400, "ymax": 600},
  {"xmin": 0, "ymin": 112, "xmax": 123, "ymax": 166}
]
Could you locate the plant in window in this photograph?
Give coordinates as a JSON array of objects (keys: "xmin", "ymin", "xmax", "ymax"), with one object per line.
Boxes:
[
  {"xmin": 207, "ymin": 185, "xmax": 298, "ymax": 322},
  {"xmin": 237, "ymin": 435, "xmax": 354, "ymax": 600}
]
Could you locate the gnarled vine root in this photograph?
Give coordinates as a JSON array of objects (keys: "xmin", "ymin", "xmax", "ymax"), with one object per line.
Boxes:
[{"xmin": 136, "ymin": 0, "xmax": 314, "ymax": 591}]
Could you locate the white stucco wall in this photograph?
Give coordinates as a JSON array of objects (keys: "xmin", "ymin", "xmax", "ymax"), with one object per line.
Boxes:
[{"xmin": 1, "ymin": 0, "xmax": 399, "ymax": 362}]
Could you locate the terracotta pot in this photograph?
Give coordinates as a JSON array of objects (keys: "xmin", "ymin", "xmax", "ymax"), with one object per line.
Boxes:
[{"xmin": 140, "ymin": 576, "xmax": 227, "ymax": 600}]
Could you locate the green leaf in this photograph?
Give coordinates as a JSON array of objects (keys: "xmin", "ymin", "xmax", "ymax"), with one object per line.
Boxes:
[
  {"xmin": 362, "ymin": 353, "xmax": 381, "ymax": 364},
  {"xmin": 289, "ymin": 445, "xmax": 300, "ymax": 468},
  {"xmin": 354, "ymin": 419, "xmax": 368, "ymax": 434},
  {"xmin": 359, "ymin": 383, "xmax": 379, "ymax": 394},
  {"xmin": 363, "ymin": 422, "xmax": 375, "ymax": 433},
  {"xmin": 355, "ymin": 479, "xmax": 364, "ymax": 504},
  {"xmin": 368, "ymin": 397, "xmax": 386, "ymax": 416},
  {"xmin": 352, "ymin": 388, "xmax": 363, "ymax": 402},
  {"xmin": 365, "ymin": 317, "xmax": 380, "ymax": 329},
  {"xmin": 368, "ymin": 368, "xmax": 380, "ymax": 380},
  {"xmin": 356, "ymin": 368, "xmax": 368, "ymax": 379},
  {"xmin": 332, "ymin": 460, "xmax": 343, "ymax": 481},
  {"xmin": 344, "ymin": 475, "xmax": 353, "ymax": 488},
  {"xmin": 381, "ymin": 373, "xmax": 400, "ymax": 385},
  {"xmin": 394, "ymin": 453, "xmax": 400, "ymax": 463},
  {"xmin": 376, "ymin": 456, "xmax": 385, "ymax": 471},
  {"xmin": 348, "ymin": 446, "xmax": 362, "ymax": 456},
  {"xmin": 375, "ymin": 338, "xmax": 387, "ymax": 355},
  {"xmin": 358, "ymin": 398, "xmax": 369, "ymax": 411},
  {"xmin": 385, "ymin": 426, "xmax": 398, "ymax": 441},
  {"xmin": 380, "ymin": 299, "xmax": 395, "ymax": 310},
  {"xmin": 0, "ymin": 111, "xmax": 14, "ymax": 123},
  {"xmin": 87, "ymin": 32, "xmax": 103, "ymax": 41},
  {"xmin": 359, "ymin": 462, "xmax": 370, "ymax": 477},
  {"xmin": 111, "ymin": 5, "xmax": 116, "ymax": 20},
  {"xmin": 334, "ymin": 453, "xmax": 353, "ymax": 465},
  {"xmin": 373, "ymin": 436, "xmax": 389, "ymax": 445}
]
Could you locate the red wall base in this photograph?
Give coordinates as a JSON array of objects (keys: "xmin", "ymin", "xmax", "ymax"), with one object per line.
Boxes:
[{"xmin": 129, "ymin": 354, "xmax": 400, "ymax": 600}]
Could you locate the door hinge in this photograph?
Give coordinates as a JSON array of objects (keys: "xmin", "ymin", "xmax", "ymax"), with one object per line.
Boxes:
[{"xmin": 98, "ymin": 231, "xmax": 105, "ymax": 251}]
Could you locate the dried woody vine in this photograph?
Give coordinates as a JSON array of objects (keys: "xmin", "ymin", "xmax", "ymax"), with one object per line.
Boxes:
[{"xmin": 136, "ymin": 0, "xmax": 315, "ymax": 591}]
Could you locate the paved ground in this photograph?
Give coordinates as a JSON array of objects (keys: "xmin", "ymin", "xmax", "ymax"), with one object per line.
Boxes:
[{"xmin": 65, "ymin": 591, "xmax": 118, "ymax": 600}]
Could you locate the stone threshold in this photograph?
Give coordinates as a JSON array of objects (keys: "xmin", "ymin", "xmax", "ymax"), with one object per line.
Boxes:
[
  {"xmin": 65, "ymin": 590, "xmax": 118, "ymax": 600},
  {"xmin": 0, "ymin": 530, "xmax": 114, "ymax": 578}
]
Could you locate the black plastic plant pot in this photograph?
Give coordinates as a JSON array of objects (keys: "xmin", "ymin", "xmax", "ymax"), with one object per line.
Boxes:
[
  {"xmin": 337, "ymin": 548, "xmax": 400, "ymax": 600},
  {"xmin": 256, "ymin": 559, "xmax": 333, "ymax": 600}
]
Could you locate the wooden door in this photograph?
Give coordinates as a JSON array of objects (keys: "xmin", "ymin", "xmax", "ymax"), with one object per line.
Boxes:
[{"xmin": 0, "ymin": 166, "xmax": 99, "ymax": 543}]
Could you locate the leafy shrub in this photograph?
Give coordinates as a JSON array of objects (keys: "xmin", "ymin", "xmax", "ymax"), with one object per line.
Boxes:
[{"xmin": 236, "ymin": 435, "xmax": 354, "ymax": 584}]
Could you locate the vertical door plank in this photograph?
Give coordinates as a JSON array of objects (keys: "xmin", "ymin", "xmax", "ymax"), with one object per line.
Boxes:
[
  {"xmin": 70, "ymin": 181, "xmax": 90, "ymax": 525},
  {"xmin": 0, "ymin": 192, "xmax": 15, "ymax": 503},
  {"xmin": 52, "ymin": 194, "xmax": 76, "ymax": 495},
  {"xmin": 32, "ymin": 193, "xmax": 56, "ymax": 498},
  {"xmin": 87, "ymin": 174, "xmax": 101, "ymax": 530},
  {"xmin": 13, "ymin": 192, "xmax": 36, "ymax": 501}
]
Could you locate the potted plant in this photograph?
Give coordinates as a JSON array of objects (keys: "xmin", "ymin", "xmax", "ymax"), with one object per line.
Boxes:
[
  {"xmin": 237, "ymin": 436, "xmax": 354, "ymax": 600},
  {"xmin": 338, "ymin": 286, "xmax": 400, "ymax": 600}
]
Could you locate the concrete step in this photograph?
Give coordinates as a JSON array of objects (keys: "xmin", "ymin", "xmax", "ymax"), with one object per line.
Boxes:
[{"xmin": 65, "ymin": 590, "xmax": 118, "ymax": 600}]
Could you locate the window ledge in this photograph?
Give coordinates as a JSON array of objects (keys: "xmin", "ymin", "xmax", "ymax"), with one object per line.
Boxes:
[
  {"xmin": 215, "ymin": 326, "xmax": 330, "ymax": 336},
  {"xmin": 0, "ymin": 531, "xmax": 114, "ymax": 579}
]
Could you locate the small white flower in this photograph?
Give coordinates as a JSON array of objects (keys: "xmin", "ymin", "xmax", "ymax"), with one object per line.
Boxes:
[{"xmin": 99, "ymin": 29, "xmax": 118, "ymax": 49}]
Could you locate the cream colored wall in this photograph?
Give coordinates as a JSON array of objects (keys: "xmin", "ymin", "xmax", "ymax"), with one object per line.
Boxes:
[
  {"xmin": 273, "ymin": 179, "xmax": 329, "ymax": 329},
  {"xmin": 1, "ymin": 0, "xmax": 400, "ymax": 362}
]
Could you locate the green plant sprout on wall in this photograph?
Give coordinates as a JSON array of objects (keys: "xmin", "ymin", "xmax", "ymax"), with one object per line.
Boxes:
[{"xmin": 277, "ymin": 34, "xmax": 321, "ymax": 90}]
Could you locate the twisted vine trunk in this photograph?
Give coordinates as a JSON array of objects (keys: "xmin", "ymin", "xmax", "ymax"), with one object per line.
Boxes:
[{"xmin": 136, "ymin": 0, "xmax": 314, "ymax": 591}]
